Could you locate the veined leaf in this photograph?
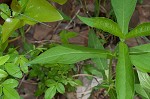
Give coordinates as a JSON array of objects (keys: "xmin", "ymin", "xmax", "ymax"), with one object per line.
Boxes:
[
  {"xmin": 111, "ymin": 0, "xmax": 137, "ymax": 34},
  {"xmin": 2, "ymin": 79, "xmax": 19, "ymax": 88},
  {"xmin": 129, "ymin": 44, "xmax": 150, "ymax": 72},
  {"xmin": 0, "ymin": 4, "xmax": 11, "ymax": 20},
  {"xmin": 45, "ymin": 86, "xmax": 56, "ymax": 99},
  {"xmin": 130, "ymin": 53, "xmax": 150, "ymax": 72},
  {"xmin": 135, "ymin": 84, "xmax": 150, "ymax": 99},
  {"xmin": 21, "ymin": 0, "xmax": 63, "ymax": 23},
  {"xmin": 56, "ymin": 83, "xmax": 65, "ymax": 94},
  {"xmin": 126, "ymin": 23, "xmax": 150, "ymax": 39},
  {"xmin": 0, "ymin": 55, "xmax": 10, "ymax": 66},
  {"xmin": 129, "ymin": 43, "xmax": 150, "ymax": 54},
  {"xmin": 51, "ymin": 0, "xmax": 67, "ymax": 5},
  {"xmin": 116, "ymin": 42, "xmax": 134, "ymax": 99},
  {"xmin": 2, "ymin": 18, "xmax": 21, "ymax": 43},
  {"xmin": 78, "ymin": 16, "xmax": 124, "ymax": 38},
  {"xmin": 5, "ymin": 63, "xmax": 22, "ymax": 78},
  {"xmin": 30, "ymin": 44, "xmax": 111, "ymax": 64},
  {"xmin": 0, "ymin": 69, "xmax": 8, "ymax": 79},
  {"xmin": 137, "ymin": 70, "xmax": 150, "ymax": 91},
  {"xmin": 88, "ymin": 29, "xmax": 108, "ymax": 70},
  {"xmin": 3, "ymin": 86, "xmax": 20, "ymax": 99}
]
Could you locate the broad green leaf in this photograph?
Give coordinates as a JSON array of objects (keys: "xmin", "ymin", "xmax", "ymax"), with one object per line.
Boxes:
[
  {"xmin": 126, "ymin": 23, "xmax": 150, "ymax": 39},
  {"xmin": 29, "ymin": 44, "xmax": 111, "ymax": 64},
  {"xmin": 0, "ymin": 55, "xmax": 10, "ymax": 66},
  {"xmin": 21, "ymin": 0, "xmax": 63, "ymax": 23},
  {"xmin": 129, "ymin": 43, "xmax": 150, "ymax": 72},
  {"xmin": 111, "ymin": 0, "xmax": 137, "ymax": 34},
  {"xmin": 88, "ymin": 29, "xmax": 108, "ymax": 70},
  {"xmin": 56, "ymin": 83, "xmax": 65, "ymax": 94},
  {"xmin": 2, "ymin": 79, "xmax": 19, "ymax": 88},
  {"xmin": 5, "ymin": 63, "xmax": 22, "ymax": 78},
  {"xmin": 78, "ymin": 16, "xmax": 124, "ymax": 38},
  {"xmin": 3, "ymin": 86, "xmax": 20, "ymax": 99},
  {"xmin": 0, "ymin": 4, "xmax": 11, "ymax": 20},
  {"xmin": 130, "ymin": 53, "xmax": 150, "ymax": 72},
  {"xmin": 135, "ymin": 84, "xmax": 149, "ymax": 99},
  {"xmin": 0, "ymin": 69, "xmax": 8, "ymax": 79},
  {"xmin": 129, "ymin": 43, "xmax": 150, "ymax": 54},
  {"xmin": 51, "ymin": 0, "xmax": 67, "ymax": 5},
  {"xmin": 11, "ymin": 0, "xmax": 22, "ymax": 12},
  {"xmin": 2, "ymin": 18, "xmax": 21, "ymax": 43},
  {"xmin": 60, "ymin": 30, "xmax": 77, "ymax": 44},
  {"xmin": 45, "ymin": 86, "xmax": 56, "ymax": 99},
  {"xmin": 116, "ymin": 42, "xmax": 134, "ymax": 99},
  {"xmin": 137, "ymin": 70, "xmax": 150, "ymax": 91}
]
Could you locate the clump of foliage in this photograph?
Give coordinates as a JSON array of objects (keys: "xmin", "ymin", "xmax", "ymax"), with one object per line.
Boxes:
[{"xmin": 0, "ymin": 0, "xmax": 150, "ymax": 99}]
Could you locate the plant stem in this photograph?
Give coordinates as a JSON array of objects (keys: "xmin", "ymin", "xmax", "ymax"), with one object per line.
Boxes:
[{"xmin": 108, "ymin": 57, "xmax": 113, "ymax": 84}]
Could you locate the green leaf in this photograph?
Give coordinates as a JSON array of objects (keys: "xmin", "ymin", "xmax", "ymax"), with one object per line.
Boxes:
[
  {"xmin": 130, "ymin": 53, "xmax": 150, "ymax": 72},
  {"xmin": 5, "ymin": 63, "xmax": 22, "ymax": 78},
  {"xmin": 3, "ymin": 86, "xmax": 20, "ymax": 99},
  {"xmin": 78, "ymin": 16, "xmax": 124, "ymax": 38},
  {"xmin": 0, "ymin": 69, "xmax": 8, "ymax": 79},
  {"xmin": 29, "ymin": 44, "xmax": 111, "ymax": 64},
  {"xmin": 0, "ymin": 55, "xmax": 10, "ymax": 66},
  {"xmin": 2, "ymin": 79, "xmax": 19, "ymax": 88},
  {"xmin": 15, "ymin": 55, "xmax": 29, "ymax": 73},
  {"xmin": 45, "ymin": 86, "xmax": 56, "ymax": 99},
  {"xmin": 2, "ymin": 18, "xmax": 21, "ymax": 43},
  {"xmin": 0, "ymin": 4, "xmax": 11, "ymax": 20},
  {"xmin": 108, "ymin": 88, "xmax": 117, "ymax": 99},
  {"xmin": 56, "ymin": 83, "xmax": 65, "ymax": 94},
  {"xmin": 11, "ymin": 0, "xmax": 22, "ymax": 12},
  {"xmin": 126, "ymin": 23, "xmax": 150, "ymax": 39},
  {"xmin": 21, "ymin": 0, "xmax": 63, "ymax": 23},
  {"xmin": 111, "ymin": 0, "xmax": 137, "ymax": 34},
  {"xmin": 129, "ymin": 43, "xmax": 150, "ymax": 54},
  {"xmin": 116, "ymin": 42, "xmax": 134, "ymax": 99},
  {"xmin": 51, "ymin": 0, "xmax": 67, "ymax": 5},
  {"xmin": 60, "ymin": 30, "xmax": 77, "ymax": 44},
  {"xmin": 129, "ymin": 43, "xmax": 150, "ymax": 72},
  {"xmin": 135, "ymin": 84, "xmax": 149, "ymax": 99},
  {"xmin": 88, "ymin": 29, "xmax": 108, "ymax": 70},
  {"xmin": 137, "ymin": 70, "xmax": 150, "ymax": 91}
]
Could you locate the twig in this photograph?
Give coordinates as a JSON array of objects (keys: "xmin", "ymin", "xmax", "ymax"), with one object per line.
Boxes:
[{"xmin": 65, "ymin": 9, "xmax": 80, "ymax": 29}]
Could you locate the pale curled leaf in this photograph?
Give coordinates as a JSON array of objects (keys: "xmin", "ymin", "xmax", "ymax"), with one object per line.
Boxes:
[
  {"xmin": 111, "ymin": 0, "xmax": 137, "ymax": 34},
  {"xmin": 116, "ymin": 42, "xmax": 134, "ymax": 99},
  {"xmin": 78, "ymin": 16, "xmax": 124, "ymax": 38},
  {"xmin": 137, "ymin": 70, "xmax": 150, "ymax": 91},
  {"xmin": 126, "ymin": 23, "xmax": 150, "ymax": 39},
  {"xmin": 30, "ymin": 44, "xmax": 111, "ymax": 64},
  {"xmin": 135, "ymin": 84, "xmax": 149, "ymax": 99}
]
